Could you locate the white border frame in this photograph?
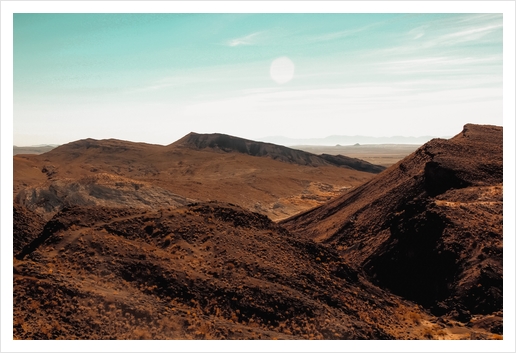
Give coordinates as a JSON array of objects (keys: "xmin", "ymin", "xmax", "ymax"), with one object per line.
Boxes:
[{"xmin": 1, "ymin": 2, "xmax": 514, "ymax": 352}]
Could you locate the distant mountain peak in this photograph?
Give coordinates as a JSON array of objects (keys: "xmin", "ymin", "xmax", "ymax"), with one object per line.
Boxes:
[
  {"xmin": 172, "ymin": 132, "xmax": 386, "ymax": 173},
  {"xmin": 172, "ymin": 132, "xmax": 253, "ymax": 150}
]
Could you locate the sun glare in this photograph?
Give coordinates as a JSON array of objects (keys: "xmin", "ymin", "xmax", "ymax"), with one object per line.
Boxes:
[{"xmin": 270, "ymin": 56, "xmax": 295, "ymax": 84}]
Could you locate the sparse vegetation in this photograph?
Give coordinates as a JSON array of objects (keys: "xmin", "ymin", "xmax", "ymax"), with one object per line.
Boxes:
[
  {"xmin": 408, "ymin": 312, "xmax": 422, "ymax": 325},
  {"xmin": 13, "ymin": 125, "xmax": 503, "ymax": 340}
]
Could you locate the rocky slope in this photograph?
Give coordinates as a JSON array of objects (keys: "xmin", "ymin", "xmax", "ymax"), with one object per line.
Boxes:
[
  {"xmin": 15, "ymin": 173, "xmax": 195, "ymax": 219},
  {"xmin": 13, "ymin": 203, "xmax": 493, "ymax": 340},
  {"xmin": 13, "ymin": 204, "xmax": 45, "ymax": 255},
  {"xmin": 281, "ymin": 124, "xmax": 503, "ymax": 330}
]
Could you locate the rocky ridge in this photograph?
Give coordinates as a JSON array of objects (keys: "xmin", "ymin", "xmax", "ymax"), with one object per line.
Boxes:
[{"xmin": 281, "ymin": 124, "xmax": 503, "ymax": 328}]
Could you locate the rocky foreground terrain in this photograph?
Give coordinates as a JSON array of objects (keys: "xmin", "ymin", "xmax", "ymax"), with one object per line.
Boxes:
[{"xmin": 12, "ymin": 124, "xmax": 503, "ymax": 340}]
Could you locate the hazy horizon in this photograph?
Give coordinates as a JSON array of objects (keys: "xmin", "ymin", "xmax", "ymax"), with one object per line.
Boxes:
[
  {"xmin": 13, "ymin": 13, "xmax": 502, "ymax": 146},
  {"xmin": 12, "ymin": 131, "xmax": 450, "ymax": 148}
]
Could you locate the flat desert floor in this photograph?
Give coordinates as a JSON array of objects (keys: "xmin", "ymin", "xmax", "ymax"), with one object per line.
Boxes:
[{"xmin": 293, "ymin": 144, "xmax": 421, "ymax": 167}]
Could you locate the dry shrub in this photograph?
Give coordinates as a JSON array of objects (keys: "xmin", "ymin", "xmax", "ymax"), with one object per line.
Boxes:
[
  {"xmin": 435, "ymin": 329, "xmax": 446, "ymax": 338},
  {"xmin": 159, "ymin": 316, "xmax": 181, "ymax": 330},
  {"xmin": 132, "ymin": 328, "xmax": 152, "ymax": 340},
  {"xmin": 421, "ymin": 327, "xmax": 434, "ymax": 339},
  {"xmin": 408, "ymin": 312, "xmax": 422, "ymax": 325},
  {"xmin": 39, "ymin": 322, "xmax": 53, "ymax": 339},
  {"xmin": 194, "ymin": 322, "xmax": 215, "ymax": 339},
  {"xmin": 28, "ymin": 300, "xmax": 40, "ymax": 311}
]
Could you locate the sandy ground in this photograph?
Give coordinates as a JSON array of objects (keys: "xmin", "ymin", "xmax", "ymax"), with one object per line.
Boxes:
[{"xmin": 292, "ymin": 144, "xmax": 421, "ymax": 167}]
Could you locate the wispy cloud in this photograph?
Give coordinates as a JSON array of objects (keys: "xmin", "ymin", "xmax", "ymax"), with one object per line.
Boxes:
[
  {"xmin": 178, "ymin": 79, "xmax": 502, "ymax": 139},
  {"xmin": 413, "ymin": 33, "xmax": 424, "ymax": 40},
  {"xmin": 123, "ymin": 75, "xmax": 219, "ymax": 95},
  {"xmin": 408, "ymin": 26, "xmax": 427, "ymax": 40},
  {"xmin": 308, "ymin": 24, "xmax": 377, "ymax": 43},
  {"xmin": 369, "ymin": 54, "xmax": 502, "ymax": 80},
  {"xmin": 415, "ymin": 15, "xmax": 502, "ymax": 48},
  {"xmin": 309, "ymin": 30, "xmax": 354, "ymax": 42},
  {"xmin": 226, "ymin": 32, "xmax": 262, "ymax": 47},
  {"xmin": 361, "ymin": 14, "xmax": 502, "ymax": 62},
  {"xmin": 435, "ymin": 23, "xmax": 502, "ymax": 46},
  {"xmin": 182, "ymin": 79, "xmax": 501, "ymax": 116},
  {"xmin": 378, "ymin": 55, "xmax": 501, "ymax": 70},
  {"xmin": 453, "ymin": 13, "xmax": 502, "ymax": 25}
]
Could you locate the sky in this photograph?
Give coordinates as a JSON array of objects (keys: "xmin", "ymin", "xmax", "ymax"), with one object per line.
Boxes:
[{"xmin": 13, "ymin": 13, "xmax": 503, "ymax": 146}]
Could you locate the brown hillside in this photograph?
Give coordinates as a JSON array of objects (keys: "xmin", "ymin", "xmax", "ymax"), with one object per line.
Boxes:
[
  {"xmin": 14, "ymin": 135, "xmax": 381, "ymax": 221},
  {"xmin": 15, "ymin": 173, "xmax": 195, "ymax": 219},
  {"xmin": 13, "ymin": 203, "xmax": 492, "ymax": 340},
  {"xmin": 172, "ymin": 132, "xmax": 332, "ymax": 166},
  {"xmin": 319, "ymin": 153, "xmax": 385, "ymax": 173},
  {"xmin": 281, "ymin": 124, "xmax": 503, "ymax": 327}
]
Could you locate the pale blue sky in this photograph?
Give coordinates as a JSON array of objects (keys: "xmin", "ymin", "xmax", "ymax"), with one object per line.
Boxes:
[{"xmin": 14, "ymin": 13, "xmax": 503, "ymax": 145}]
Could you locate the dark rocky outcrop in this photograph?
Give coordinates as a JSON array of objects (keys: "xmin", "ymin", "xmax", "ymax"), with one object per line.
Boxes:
[{"xmin": 13, "ymin": 204, "xmax": 45, "ymax": 255}]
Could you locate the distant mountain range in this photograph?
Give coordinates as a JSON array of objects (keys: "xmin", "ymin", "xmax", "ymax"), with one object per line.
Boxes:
[
  {"xmin": 13, "ymin": 144, "xmax": 60, "ymax": 148},
  {"xmin": 257, "ymin": 135, "xmax": 449, "ymax": 146},
  {"xmin": 13, "ymin": 145, "xmax": 60, "ymax": 155},
  {"xmin": 13, "ymin": 135, "xmax": 449, "ymax": 153}
]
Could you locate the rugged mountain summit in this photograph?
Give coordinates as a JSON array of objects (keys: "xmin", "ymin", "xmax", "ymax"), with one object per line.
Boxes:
[
  {"xmin": 173, "ymin": 132, "xmax": 385, "ymax": 173},
  {"xmin": 281, "ymin": 124, "xmax": 503, "ymax": 327}
]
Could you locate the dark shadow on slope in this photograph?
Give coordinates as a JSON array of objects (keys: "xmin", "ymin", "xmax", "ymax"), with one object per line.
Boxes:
[{"xmin": 364, "ymin": 200, "xmax": 458, "ymax": 310}]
